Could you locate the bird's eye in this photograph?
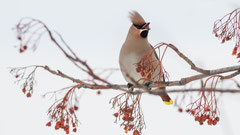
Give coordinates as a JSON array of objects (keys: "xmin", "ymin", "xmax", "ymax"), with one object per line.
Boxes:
[{"xmin": 133, "ymin": 23, "xmax": 146, "ymax": 29}]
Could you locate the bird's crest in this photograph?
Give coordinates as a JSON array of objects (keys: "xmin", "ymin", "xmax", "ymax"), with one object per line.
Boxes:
[{"xmin": 129, "ymin": 11, "xmax": 146, "ymax": 25}]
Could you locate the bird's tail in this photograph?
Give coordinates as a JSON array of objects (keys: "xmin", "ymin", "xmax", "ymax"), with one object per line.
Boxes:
[{"xmin": 159, "ymin": 87, "xmax": 173, "ymax": 105}]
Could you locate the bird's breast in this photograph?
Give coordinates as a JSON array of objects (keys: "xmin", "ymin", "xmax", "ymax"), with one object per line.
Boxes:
[{"xmin": 119, "ymin": 53, "xmax": 143, "ymax": 84}]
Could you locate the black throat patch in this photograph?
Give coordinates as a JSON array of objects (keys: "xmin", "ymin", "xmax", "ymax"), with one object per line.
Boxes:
[{"xmin": 140, "ymin": 30, "xmax": 149, "ymax": 38}]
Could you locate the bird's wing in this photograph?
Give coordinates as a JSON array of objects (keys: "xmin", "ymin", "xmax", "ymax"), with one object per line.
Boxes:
[{"xmin": 150, "ymin": 44, "xmax": 165, "ymax": 83}]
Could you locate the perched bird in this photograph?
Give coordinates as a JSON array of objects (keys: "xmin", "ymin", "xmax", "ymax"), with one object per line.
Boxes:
[{"xmin": 119, "ymin": 11, "xmax": 172, "ymax": 105}]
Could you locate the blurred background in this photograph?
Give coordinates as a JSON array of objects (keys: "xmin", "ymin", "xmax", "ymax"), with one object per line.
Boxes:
[{"xmin": 0, "ymin": 0, "xmax": 240, "ymax": 135}]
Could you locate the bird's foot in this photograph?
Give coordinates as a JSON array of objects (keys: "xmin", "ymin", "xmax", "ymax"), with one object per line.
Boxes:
[
  {"xmin": 144, "ymin": 82, "xmax": 152, "ymax": 90},
  {"xmin": 127, "ymin": 83, "xmax": 134, "ymax": 90}
]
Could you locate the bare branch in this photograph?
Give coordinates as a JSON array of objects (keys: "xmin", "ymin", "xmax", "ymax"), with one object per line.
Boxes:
[
  {"xmin": 167, "ymin": 43, "xmax": 210, "ymax": 74},
  {"xmin": 28, "ymin": 64, "xmax": 240, "ymax": 90}
]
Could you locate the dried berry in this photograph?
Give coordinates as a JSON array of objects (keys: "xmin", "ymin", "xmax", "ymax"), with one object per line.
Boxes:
[
  {"xmin": 23, "ymin": 45, "xmax": 27, "ymax": 50},
  {"xmin": 69, "ymin": 108, "xmax": 74, "ymax": 114},
  {"xmin": 46, "ymin": 121, "xmax": 52, "ymax": 127},
  {"xmin": 133, "ymin": 130, "xmax": 140, "ymax": 135},
  {"xmin": 113, "ymin": 113, "xmax": 119, "ymax": 117},
  {"xmin": 74, "ymin": 105, "xmax": 78, "ymax": 111},
  {"xmin": 97, "ymin": 90, "xmax": 101, "ymax": 95},
  {"xmin": 178, "ymin": 108, "xmax": 183, "ymax": 113},
  {"xmin": 73, "ymin": 128, "xmax": 77, "ymax": 132},
  {"xmin": 221, "ymin": 38, "xmax": 225, "ymax": 44},
  {"xmin": 19, "ymin": 48, "xmax": 24, "ymax": 53},
  {"xmin": 232, "ymin": 46, "xmax": 237, "ymax": 55},
  {"xmin": 17, "ymin": 36, "xmax": 22, "ymax": 40},
  {"xmin": 22, "ymin": 87, "xmax": 26, "ymax": 94},
  {"xmin": 215, "ymin": 117, "xmax": 220, "ymax": 122},
  {"xmin": 26, "ymin": 92, "xmax": 31, "ymax": 97}
]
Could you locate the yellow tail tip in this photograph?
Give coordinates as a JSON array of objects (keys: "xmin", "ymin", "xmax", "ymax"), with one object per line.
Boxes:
[{"xmin": 164, "ymin": 99, "xmax": 173, "ymax": 105}]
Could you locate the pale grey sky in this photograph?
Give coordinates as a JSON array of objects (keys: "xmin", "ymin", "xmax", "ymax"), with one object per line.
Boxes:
[{"xmin": 0, "ymin": 0, "xmax": 240, "ymax": 135}]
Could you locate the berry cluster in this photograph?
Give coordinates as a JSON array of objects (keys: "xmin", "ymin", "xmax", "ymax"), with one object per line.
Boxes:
[
  {"xmin": 46, "ymin": 105, "xmax": 78, "ymax": 134},
  {"xmin": 113, "ymin": 107, "xmax": 136, "ymax": 134},
  {"xmin": 135, "ymin": 43, "xmax": 169, "ymax": 86},
  {"xmin": 194, "ymin": 114, "xmax": 219, "ymax": 125},
  {"xmin": 213, "ymin": 8, "xmax": 240, "ymax": 60},
  {"xmin": 15, "ymin": 18, "xmax": 46, "ymax": 54},
  {"xmin": 113, "ymin": 109, "xmax": 140, "ymax": 135},
  {"xmin": 186, "ymin": 108, "xmax": 220, "ymax": 125},
  {"xmin": 46, "ymin": 86, "xmax": 80, "ymax": 134},
  {"xmin": 110, "ymin": 93, "xmax": 144, "ymax": 135},
  {"xmin": 10, "ymin": 67, "xmax": 37, "ymax": 98},
  {"xmin": 136, "ymin": 59, "xmax": 153, "ymax": 80}
]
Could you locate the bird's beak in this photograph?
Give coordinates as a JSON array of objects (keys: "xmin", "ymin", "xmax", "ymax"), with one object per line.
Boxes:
[{"xmin": 142, "ymin": 22, "xmax": 150, "ymax": 29}]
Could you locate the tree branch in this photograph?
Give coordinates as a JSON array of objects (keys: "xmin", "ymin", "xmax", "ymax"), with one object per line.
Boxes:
[
  {"xmin": 167, "ymin": 44, "xmax": 210, "ymax": 74},
  {"xmin": 30, "ymin": 65, "xmax": 240, "ymax": 96}
]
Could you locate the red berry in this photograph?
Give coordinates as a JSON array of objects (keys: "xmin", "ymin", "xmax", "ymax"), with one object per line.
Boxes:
[
  {"xmin": 61, "ymin": 105, "xmax": 66, "ymax": 109},
  {"xmin": 55, "ymin": 125, "xmax": 59, "ymax": 130},
  {"xmin": 69, "ymin": 108, "xmax": 74, "ymax": 114},
  {"xmin": 136, "ymin": 66, "xmax": 141, "ymax": 72},
  {"xmin": 221, "ymin": 38, "xmax": 225, "ymax": 44},
  {"xmin": 204, "ymin": 107, "xmax": 210, "ymax": 112},
  {"xmin": 232, "ymin": 46, "xmax": 237, "ymax": 56},
  {"xmin": 127, "ymin": 109, "xmax": 133, "ymax": 113},
  {"xmin": 73, "ymin": 128, "xmax": 77, "ymax": 132},
  {"xmin": 195, "ymin": 116, "xmax": 200, "ymax": 121},
  {"xmin": 55, "ymin": 121, "xmax": 61, "ymax": 129},
  {"xmin": 128, "ymin": 125, "xmax": 134, "ymax": 131},
  {"xmin": 212, "ymin": 120, "xmax": 217, "ymax": 125},
  {"xmin": 22, "ymin": 87, "xmax": 26, "ymax": 94},
  {"xmin": 207, "ymin": 119, "xmax": 212, "ymax": 125},
  {"xmin": 122, "ymin": 115, "xmax": 128, "ymax": 121},
  {"xmin": 17, "ymin": 36, "xmax": 22, "ymax": 40},
  {"xmin": 215, "ymin": 117, "xmax": 220, "ymax": 122},
  {"xmin": 60, "ymin": 121, "xmax": 65, "ymax": 128},
  {"xmin": 26, "ymin": 93, "xmax": 31, "ymax": 97},
  {"xmin": 19, "ymin": 48, "xmax": 24, "ymax": 53},
  {"xmin": 146, "ymin": 73, "xmax": 151, "ymax": 79},
  {"xmin": 97, "ymin": 90, "xmax": 101, "ymax": 95},
  {"xmin": 124, "ymin": 125, "xmax": 128, "ymax": 130},
  {"xmin": 113, "ymin": 113, "xmax": 119, "ymax": 117},
  {"xmin": 15, "ymin": 75, "xmax": 19, "ymax": 78},
  {"xmin": 23, "ymin": 45, "xmax": 27, "ymax": 50},
  {"xmin": 178, "ymin": 108, "xmax": 183, "ymax": 113},
  {"xmin": 133, "ymin": 130, "xmax": 140, "ymax": 135},
  {"xmin": 46, "ymin": 121, "xmax": 51, "ymax": 127},
  {"xmin": 237, "ymin": 53, "xmax": 240, "ymax": 58},
  {"xmin": 66, "ymin": 118, "xmax": 69, "ymax": 124},
  {"xmin": 74, "ymin": 105, "xmax": 78, "ymax": 110},
  {"xmin": 191, "ymin": 109, "xmax": 196, "ymax": 115},
  {"xmin": 64, "ymin": 125, "xmax": 69, "ymax": 131}
]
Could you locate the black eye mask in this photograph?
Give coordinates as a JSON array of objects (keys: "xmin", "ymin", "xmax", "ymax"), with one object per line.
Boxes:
[{"xmin": 133, "ymin": 23, "xmax": 146, "ymax": 29}]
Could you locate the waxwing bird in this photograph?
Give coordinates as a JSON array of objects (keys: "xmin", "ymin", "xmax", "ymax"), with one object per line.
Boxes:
[{"xmin": 119, "ymin": 11, "xmax": 172, "ymax": 105}]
